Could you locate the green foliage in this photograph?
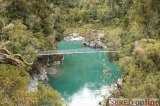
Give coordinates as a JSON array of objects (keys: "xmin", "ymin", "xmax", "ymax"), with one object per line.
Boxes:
[
  {"xmin": 1, "ymin": 20, "xmax": 40, "ymax": 62},
  {"xmin": 6, "ymin": 0, "xmax": 29, "ymax": 20},
  {"xmin": 100, "ymin": 0, "xmax": 160, "ymax": 102},
  {"xmin": 0, "ymin": 0, "xmax": 64, "ymax": 105},
  {"xmin": 0, "ymin": 64, "xmax": 29, "ymax": 105},
  {"xmin": 37, "ymin": 83, "xmax": 63, "ymax": 106},
  {"xmin": 0, "ymin": 64, "xmax": 63, "ymax": 106},
  {"xmin": 0, "ymin": 0, "xmax": 159, "ymax": 105}
]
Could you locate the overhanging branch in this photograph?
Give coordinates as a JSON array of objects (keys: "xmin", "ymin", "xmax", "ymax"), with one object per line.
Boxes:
[{"xmin": 0, "ymin": 47, "xmax": 33, "ymax": 66}]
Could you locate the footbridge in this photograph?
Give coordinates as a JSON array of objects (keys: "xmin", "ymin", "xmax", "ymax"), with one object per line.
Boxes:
[{"xmin": 36, "ymin": 48, "xmax": 118, "ymax": 56}]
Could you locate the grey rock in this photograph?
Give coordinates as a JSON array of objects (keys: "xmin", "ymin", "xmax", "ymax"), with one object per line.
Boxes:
[{"xmin": 28, "ymin": 68, "xmax": 48, "ymax": 92}]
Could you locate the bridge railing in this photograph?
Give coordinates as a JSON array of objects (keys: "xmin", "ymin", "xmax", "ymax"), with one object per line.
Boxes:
[{"xmin": 36, "ymin": 48, "xmax": 118, "ymax": 56}]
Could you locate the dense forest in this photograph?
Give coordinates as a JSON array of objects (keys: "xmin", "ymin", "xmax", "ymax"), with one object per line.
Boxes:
[{"xmin": 0, "ymin": 0, "xmax": 159, "ymax": 106}]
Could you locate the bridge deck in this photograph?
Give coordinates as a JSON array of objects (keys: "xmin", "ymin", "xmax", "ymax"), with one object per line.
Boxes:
[{"xmin": 36, "ymin": 48, "xmax": 118, "ymax": 56}]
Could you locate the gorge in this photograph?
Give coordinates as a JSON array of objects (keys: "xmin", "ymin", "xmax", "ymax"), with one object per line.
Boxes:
[{"xmin": 47, "ymin": 40, "xmax": 122, "ymax": 106}]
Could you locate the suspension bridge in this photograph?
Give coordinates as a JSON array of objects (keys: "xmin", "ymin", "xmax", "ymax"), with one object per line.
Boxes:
[{"xmin": 36, "ymin": 48, "xmax": 118, "ymax": 56}]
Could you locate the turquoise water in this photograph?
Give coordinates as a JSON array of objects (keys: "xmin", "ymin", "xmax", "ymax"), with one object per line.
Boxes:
[{"xmin": 48, "ymin": 41, "xmax": 121, "ymax": 106}]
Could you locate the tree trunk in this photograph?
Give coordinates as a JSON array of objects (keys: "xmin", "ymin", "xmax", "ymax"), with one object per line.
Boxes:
[{"xmin": 0, "ymin": 53, "xmax": 21, "ymax": 66}]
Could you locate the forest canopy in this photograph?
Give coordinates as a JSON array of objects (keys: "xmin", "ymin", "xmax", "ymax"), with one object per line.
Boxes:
[{"xmin": 0, "ymin": 0, "xmax": 159, "ymax": 105}]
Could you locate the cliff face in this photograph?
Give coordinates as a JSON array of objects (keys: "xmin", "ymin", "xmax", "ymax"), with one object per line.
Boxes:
[
  {"xmin": 28, "ymin": 67, "xmax": 48, "ymax": 92},
  {"xmin": 83, "ymin": 30, "xmax": 106, "ymax": 49},
  {"xmin": 28, "ymin": 55, "xmax": 64, "ymax": 92},
  {"xmin": 0, "ymin": 46, "xmax": 50, "ymax": 92},
  {"xmin": 0, "ymin": 45, "xmax": 64, "ymax": 92}
]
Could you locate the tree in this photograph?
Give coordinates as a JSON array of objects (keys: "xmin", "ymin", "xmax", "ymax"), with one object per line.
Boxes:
[
  {"xmin": 6, "ymin": 0, "xmax": 29, "ymax": 20},
  {"xmin": 37, "ymin": 83, "xmax": 62, "ymax": 106}
]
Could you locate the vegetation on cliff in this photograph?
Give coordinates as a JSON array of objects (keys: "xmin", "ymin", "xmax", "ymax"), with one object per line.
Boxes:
[
  {"xmin": 0, "ymin": 0, "xmax": 64, "ymax": 105},
  {"xmin": 0, "ymin": 0, "xmax": 159, "ymax": 105}
]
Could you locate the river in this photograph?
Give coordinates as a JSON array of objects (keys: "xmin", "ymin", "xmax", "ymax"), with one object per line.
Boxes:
[{"xmin": 48, "ymin": 40, "xmax": 122, "ymax": 106}]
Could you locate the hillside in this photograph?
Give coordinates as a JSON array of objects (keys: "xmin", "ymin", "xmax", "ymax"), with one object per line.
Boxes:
[{"xmin": 0, "ymin": 0, "xmax": 159, "ymax": 105}]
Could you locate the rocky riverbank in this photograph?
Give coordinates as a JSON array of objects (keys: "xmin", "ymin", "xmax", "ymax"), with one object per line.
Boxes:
[
  {"xmin": 98, "ymin": 77, "xmax": 124, "ymax": 106},
  {"xmin": 83, "ymin": 30, "xmax": 107, "ymax": 49},
  {"xmin": 64, "ymin": 31, "xmax": 107, "ymax": 49},
  {"xmin": 28, "ymin": 55, "xmax": 63, "ymax": 92},
  {"xmin": 64, "ymin": 33, "xmax": 84, "ymax": 41}
]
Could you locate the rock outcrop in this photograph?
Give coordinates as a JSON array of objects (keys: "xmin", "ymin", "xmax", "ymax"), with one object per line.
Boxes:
[
  {"xmin": 28, "ymin": 55, "xmax": 63, "ymax": 92},
  {"xmin": 64, "ymin": 33, "xmax": 84, "ymax": 41},
  {"xmin": 83, "ymin": 30, "xmax": 107, "ymax": 49},
  {"xmin": 98, "ymin": 77, "xmax": 124, "ymax": 106},
  {"xmin": 28, "ymin": 67, "xmax": 48, "ymax": 92}
]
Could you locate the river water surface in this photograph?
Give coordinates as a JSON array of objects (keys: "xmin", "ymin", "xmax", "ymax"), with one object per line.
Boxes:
[{"xmin": 48, "ymin": 41, "xmax": 121, "ymax": 106}]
